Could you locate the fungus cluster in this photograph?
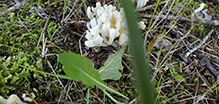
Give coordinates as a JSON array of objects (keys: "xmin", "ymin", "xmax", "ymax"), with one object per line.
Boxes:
[{"xmin": 85, "ymin": 2, "xmax": 145, "ymax": 47}]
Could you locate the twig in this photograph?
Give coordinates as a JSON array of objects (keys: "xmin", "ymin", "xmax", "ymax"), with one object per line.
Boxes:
[
  {"xmin": 79, "ymin": 33, "xmax": 85, "ymax": 55},
  {"xmin": 41, "ymin": 36, "xmax": 47, "ymax": 58},
  {"xmin": 144, "ymin": 0, "xmax": 171, "ymax": 52},
  {"xmin": 0, "ymin": 0, "xmax": 30, "ymax": 16},
  {"xmin": 152, "ymin": 0, "xmax": 173, "ymax": 29},
  {"xmin": 195, "ymin": 51, "xmax": 219, "ymax": 79},
  {"xmin": 47, "ymin": 59, "xmax": 73, "ymax": 102},
  {"xmin": 25, "ymin": 91, "xmax": 38, "ymax": 104},
  {"xmin": 185, "ymin": 29, "xmax": 214, "ymax": 57},
  {"xmin": 197, "ymin": 49, "xmax": 219, "ymax": 61},
  {"xmin": 37, "ymin": 11, "xmax": 52, "ymax": 47},
  {"xmin": 141, "ymin": 14, "xmax": 219, "ymax": 26},
  {"xmin": 48, "ymin": 41, "xmax": 65, "ymax": 52}
]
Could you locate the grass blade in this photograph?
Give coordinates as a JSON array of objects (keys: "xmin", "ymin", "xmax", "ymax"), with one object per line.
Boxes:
[{"xmin": 121, "ymin": 0, "xmax": 154, "ymax": 104}]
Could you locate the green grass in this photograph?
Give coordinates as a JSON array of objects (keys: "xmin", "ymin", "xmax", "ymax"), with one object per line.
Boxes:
[{"xmin": 121, "ymin": 0, "xmax": 154, "ymax": 104}]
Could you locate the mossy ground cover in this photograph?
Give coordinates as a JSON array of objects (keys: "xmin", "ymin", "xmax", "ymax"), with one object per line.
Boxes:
[
  {"xmin": 0, "ymin": 0, "xmax": 135, "ymax": 103},
  {"xmin": 1, "ymin": 0, "xmax": 219, "ymax": 103}
]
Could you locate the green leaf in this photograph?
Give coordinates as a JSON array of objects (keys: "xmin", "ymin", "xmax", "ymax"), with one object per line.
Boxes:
[
  {"xmin": 171, "ymin": 67, "xmax": 184, "ymax": 82},
  {"xmin": 58, "ymin": 53, "xmax": 129, "ymax": 100},
  {"xmin": 59, "ymin": 53, "xmax": 103, "ymax": 87},
  {"xmin": 99, "ymin": 46, "xmax": 126, "ymax": 80},
  {"xmin": 175, "ymin": 75, "xmax": 184, "ymax": 82}
]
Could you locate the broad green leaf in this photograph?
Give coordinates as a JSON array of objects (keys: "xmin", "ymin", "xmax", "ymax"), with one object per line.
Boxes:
[
  {"xmin": 59, "ymin": 53, "xmax": 102, "ymax": 87},
  {"xmin": 99, "ymin": 46, "xmax": 126, "ymax": 80},
  {"xmin": 58, "ymin": 53, "xmax": 129, "ymax": 100}
]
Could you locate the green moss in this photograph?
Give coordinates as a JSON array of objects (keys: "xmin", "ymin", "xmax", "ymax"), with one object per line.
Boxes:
[
  {"xmin": 38, "ymin": 0, "xmax": 43, "ymax": 5},
  {"xmin": 0, "ymin": 6, "xmax": 45, "ymax": 98},
  {"xmin": 9, "ymin": 13, "xmax": 15, "ymax": 19},
  {"xmin": 172, "ymin": 91, "xmax": 176, "ymax": 95},
  {"xmin": 47, "ymin": 22, "xmax": 60, "ymax": 37},
  {"xmin": 194, "ymin": 2, "xmax": 200, "ymax": 8},
  {"xmin": 203, "ymin": 5, "xmax": 208, "ymax": 10},
  {"xmin": 181, "ymin": 86, "xmax": 184, "ymax": 91},
  {"xmin": 45, "ymin": 2, "xmax": 49, "ymax": 5},
  {"xmin": 0, "ymin": 3, "xmax": 66, "ymax": 100},
  {"xmin": 29, "ymin": 13, "xmax": 38, "ymax": 20},
  {"xmin": 193, "ymin": 78, "xmax": 199, "ymax": 84}
]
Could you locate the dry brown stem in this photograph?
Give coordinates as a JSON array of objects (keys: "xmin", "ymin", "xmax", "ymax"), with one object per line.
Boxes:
[{"xmin": 0, "ymin": 0, "xmax": 30, "ymax": 16}]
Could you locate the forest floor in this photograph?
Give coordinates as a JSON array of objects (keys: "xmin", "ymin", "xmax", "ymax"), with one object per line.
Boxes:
[{"xmin": 1, "ymin": 0, "xmax": 219, "ymax": 104}]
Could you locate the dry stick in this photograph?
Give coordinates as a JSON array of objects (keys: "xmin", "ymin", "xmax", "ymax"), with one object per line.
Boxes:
[
  {"xmin": 194, "ymin": 69, "xmax": 200, "ymax": 103},
  {"xmin": 185, "ymin": 29, "xmax": 214, "ymax": 57},
  {"xmin": 129, "ymin": 97, "xmax": 137, "ymax": 104},
  {"xmin": 79, "ymin": 33, "xmax": 85, "ymax": 55},
  {"xmin": 64, "ymin": 1, "xmax": 83, "ymax": 22},
  {"xmin": 0, "ymin": 5, "xmax": 12, "ymax": 12},
  {"xmin": 0, "ymin": 0, "xmax": 30, "ymax": 16},
  {"xmin": 149, "ymin": 0, "xmax": 170, "ymax": 30},
  {"xmin": 41, "ymin": 35, "xmax": 47, "ymax": 58},
  {"xmin": 198, "ymin": 49, "xmax": 219, "ymax": 60},
  {"xmin": 152, "ymin": 0, "xmax": 173, "ymax": 29},
  {"xmin": 25, "ymin": 91, "xmax": 38, "ymax": 104},
  {"xmin": 151, "ymin": 26, "xmax": 195, "ymax": 81},
  {"xmin": 48, "ymin": 41, "xmax": 65, "ymax": 52},
  {"xmin": 49, "ymin": 26, "xmax": 61, "ymax": 42},
  {"xmin": 65, "ymin": 81, "xmax": 74, "ymax": 100},
  {"xmin": 142, "ymin": 14, "xmax": 219, "ymax": 26},
  {"xmin": 37, "ymin": 12, "xmax": 52, "ymax": 47},
  {"xmin": 59, "ymin": 81, "xmax": 69, "ymax": 101},
  {"xmin": 195, "ymin": 69, "xmax": 212, "ymax": 102},
  {"xmin": 180, "ymin": 25, "xmax": 196, "ymax": 40},
  {"xmin": 144, "ymin": 0, "xmax": 170, "ymax": 52},
  {"xmin": 167, "ymin": 0, "xmax": 188, "ymax": 26},
  {"xmin": 47, "ymin": 59, "xmax": 73, "ymax": 102},
  {"xmin": 48, "ymin": 2, "xmax": 76, "ymax": 41},
  {"xmin": 90, "ymin": 90, "xmax": 104, "ymax": 103}
]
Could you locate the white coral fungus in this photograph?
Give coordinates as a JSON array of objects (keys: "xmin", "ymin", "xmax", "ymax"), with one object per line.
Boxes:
[
  {"xmin": 0, "ymin": 94, "xmax": 24, "ymax": 104},
  {"xmin": 132, "ymin": 0, "xmax": 149, "ymax": 8},
  {"xmin": 85, "ymin": 2, "xmax": 145, "ymax": 47},
  {"xmin": 192, "ymin": 3, "xmax": 206, "ymax": 16}
]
